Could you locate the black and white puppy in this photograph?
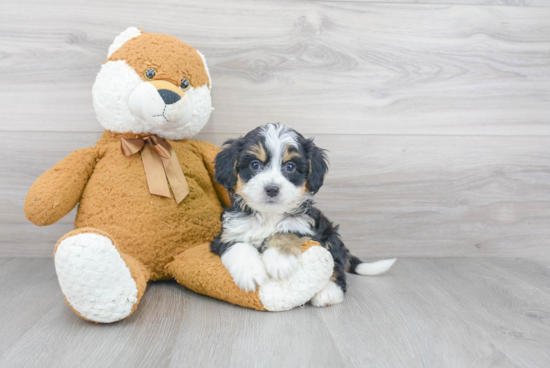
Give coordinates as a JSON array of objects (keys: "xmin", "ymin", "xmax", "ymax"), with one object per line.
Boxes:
[{"xmin": 211, "ymin": 124, "xmax": 395, "ymax": 307}]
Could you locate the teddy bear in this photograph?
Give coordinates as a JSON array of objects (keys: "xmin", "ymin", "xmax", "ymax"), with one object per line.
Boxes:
[{"xmin": 24, "ymin": 28, "xmax": 334, "ymax": 323}]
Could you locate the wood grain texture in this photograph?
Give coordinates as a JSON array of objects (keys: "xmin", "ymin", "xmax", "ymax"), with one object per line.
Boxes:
[
  {"xmin": 0, "ymin": 131, "xmax": 97, "ymax": 257},
  {"xmin": 0, "ymin": 257, "xmax": 549, "ymax": 367},
  {"xmin": 320, "ymin": 257, "xmax": 550, "ymax": 367},
  {"xmin": 0, "ymin": 1, "xmax": 549, "ymax": 136},
  {"xmin": 1, "ymin": 1, "xmax": 549, "ymax": 257},
  {"xmin": 323, "ymin": 0, "xmax": 550, "ymax": 7},
  {"xmin": 4, "ymin": 131, "xmax": 550, "ymax": 258}
]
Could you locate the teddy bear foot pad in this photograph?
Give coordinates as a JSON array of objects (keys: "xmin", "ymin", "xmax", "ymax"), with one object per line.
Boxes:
[
  {"xmin": 55, "ymin": 233, "xmax": 139, "ymax": 323},
  {"xmin": 259, "ymin": 245, "xmax": 334, "ymax": 311}
]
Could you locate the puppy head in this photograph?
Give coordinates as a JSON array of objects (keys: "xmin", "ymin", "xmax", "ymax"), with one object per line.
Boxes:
[
  {"xmin": 215, "ymin": 124, "xmax": 328, "ymax": 213},
  {"xmin": 92, "ymin": 27, "xmax": 212, "ymax": 140}
]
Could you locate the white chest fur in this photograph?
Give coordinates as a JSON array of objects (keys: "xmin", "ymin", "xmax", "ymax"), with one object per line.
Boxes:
[{"xmin": 221, "ymin": 211, "xmax": 314, "ymax": 247}]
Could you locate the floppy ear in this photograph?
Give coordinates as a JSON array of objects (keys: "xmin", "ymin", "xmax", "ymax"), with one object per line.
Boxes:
[
  {"xmin": 214, "ymin": 138, "xmax": 243, "ymax": 190},
  {"xmin": 305, "ymin": 138, "xmax": 329, "ymax": 194}
]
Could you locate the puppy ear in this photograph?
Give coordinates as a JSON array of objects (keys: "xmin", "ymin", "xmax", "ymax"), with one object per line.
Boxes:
[
  {"xmin": 305, "ymin": 138, "xmax": 328, "ymax": 194},
  {"xmin": 215, "ymin": 138, "xmax": 243, "ymax": 190}
]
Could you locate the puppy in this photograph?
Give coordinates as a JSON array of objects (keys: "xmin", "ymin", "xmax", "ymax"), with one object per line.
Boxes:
[{"xmin": 210, "ymin": 124, "xmax": 395, "ymax": 307}]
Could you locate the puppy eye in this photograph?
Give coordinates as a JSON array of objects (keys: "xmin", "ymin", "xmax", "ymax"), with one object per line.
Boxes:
[
  {"xmin": 180, "ymin": 78, "xmax": 190, "ymax": 91},
  {"xmin": 284, "ymin": 162, "xmax": 296, "ymax": 173},
  {"xmin": 250, "ymin": 160, "xmax": 262, "ymax": 171},
  {"xmin": 144, "ymin": 68, "xmax": 156, "ymax": 80}
]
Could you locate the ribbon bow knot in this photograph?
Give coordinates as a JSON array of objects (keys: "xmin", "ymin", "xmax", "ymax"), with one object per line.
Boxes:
[{"xmin": 120, "ymin": 135, "xmax": 189, "ymax": 204}]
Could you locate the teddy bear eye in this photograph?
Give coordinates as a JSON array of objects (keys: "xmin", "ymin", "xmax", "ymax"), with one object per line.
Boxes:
[
  {"xmin": 144, "ymin": 68, "xmax": 156, "ymax": 80},
  {"xmin": 180, "ymin": 78, "xmax": 190, "ymax": 91}
]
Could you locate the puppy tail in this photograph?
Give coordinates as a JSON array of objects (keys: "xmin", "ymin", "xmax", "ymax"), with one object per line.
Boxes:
[{"xmin": 348, "ymin": 255, "xmax": 396, "ymax": 276}]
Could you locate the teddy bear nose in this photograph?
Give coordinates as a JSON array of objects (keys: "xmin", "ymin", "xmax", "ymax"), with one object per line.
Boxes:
[{"xmin": 158, "ymin": 89, "xmax": 181, "ymax": 105}]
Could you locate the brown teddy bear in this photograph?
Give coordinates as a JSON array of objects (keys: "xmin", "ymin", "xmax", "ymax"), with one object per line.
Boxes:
[{"xmin": 24, "ymin": 28, "xmax": 333, "ymax": 323}]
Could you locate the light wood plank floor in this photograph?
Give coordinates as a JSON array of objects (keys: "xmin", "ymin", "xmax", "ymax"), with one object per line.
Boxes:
[{"xmin": 1, "ymin": 257, "xmax": 549, "ymax": 367}]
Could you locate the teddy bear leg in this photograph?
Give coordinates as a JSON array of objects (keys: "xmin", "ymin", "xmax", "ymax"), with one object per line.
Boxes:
[
  {"xmin": 54, "ymin": 227, "xmax": 150, "ymax": 323},
  {"xmin": 165, "ymin": 240, "xmax": 333, "ymax": 312},
  {"xmin": 258, "ymin": 240, "xmax": 334, "ymax": 311}
]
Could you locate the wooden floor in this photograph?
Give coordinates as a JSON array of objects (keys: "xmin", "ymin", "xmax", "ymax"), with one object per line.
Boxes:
[{"xmin": 1, "ymin": 257, "xmax": 549, "ymax": 367}]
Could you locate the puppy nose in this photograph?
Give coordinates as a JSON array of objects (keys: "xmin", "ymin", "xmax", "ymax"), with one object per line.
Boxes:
[
  {"xmin": 158, "ymin": 89, "xmax": 181, "ymax": 105},
  {"xmin": 265, "ymin": 185, "xmax": 279, "ymax": 198}
]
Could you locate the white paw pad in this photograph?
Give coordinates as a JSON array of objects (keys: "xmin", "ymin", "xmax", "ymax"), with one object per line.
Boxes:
[
  {"xmin": 262, "ymin": 248, "xmax": 300, "ymax": 280},
  {"xmin": 310, "ymin": 281, "xmax": 345, "ymax": 307},
  {"xmin": 222, "ymin": 243, "xmax": 267, "ymax": 292},
  {"xmin": 55, "ymin": 233, "xmax": 138, "ymax": 323}
]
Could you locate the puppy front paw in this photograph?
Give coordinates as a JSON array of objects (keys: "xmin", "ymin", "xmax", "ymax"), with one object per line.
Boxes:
[
  {"xmin": 221, "ymin": 243, "xmax": 267, "ymax": 292},
  {"xmin": 262, "ymin": 248, "xmax": 300, "ymax": 280}
]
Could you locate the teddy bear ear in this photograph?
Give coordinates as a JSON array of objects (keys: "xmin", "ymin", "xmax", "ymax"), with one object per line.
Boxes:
[
  {"xmin": 196, "ymin": 50, "xmax": 212, "ymax": 88},
  {"xmin": 107, "ymin": 27, "xmax": 144, "ymax": 58}
]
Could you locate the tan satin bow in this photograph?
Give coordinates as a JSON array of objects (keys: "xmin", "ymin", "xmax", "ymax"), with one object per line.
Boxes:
[{"xmin": 120, "ymin": 135, "xmax": 189, "ymax": 204}]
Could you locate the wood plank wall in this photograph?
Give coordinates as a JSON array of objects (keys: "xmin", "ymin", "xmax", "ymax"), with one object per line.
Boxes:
[{"xmin": 1, "ymin": 0, "xmax": 549, "ymax": 257}]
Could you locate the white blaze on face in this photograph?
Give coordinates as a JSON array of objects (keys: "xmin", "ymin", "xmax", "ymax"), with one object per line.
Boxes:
[{"xmin": 240, "ymin": 124, "xmax": 306, "ymax": 214}]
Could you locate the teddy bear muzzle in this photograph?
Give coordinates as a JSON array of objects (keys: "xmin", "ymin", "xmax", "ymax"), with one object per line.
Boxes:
[{"xmin": 128, "ymin": 79, "xmax": 193, "ymax": 128}]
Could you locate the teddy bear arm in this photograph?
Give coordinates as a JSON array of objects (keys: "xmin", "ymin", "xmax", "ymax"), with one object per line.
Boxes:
[
  {"xmin": 195, "ymin": 140, "xmax": 232, "ymax": 208},
  {"xmin": 166, "ymin": 240, "xmax": 333, "ymax": 311},
  {"xmin": 24, "ymin": 146, "xmax": 99, "ymax": 226}
]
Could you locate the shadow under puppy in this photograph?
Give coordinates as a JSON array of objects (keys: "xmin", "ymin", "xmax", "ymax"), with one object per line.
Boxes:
[{"xmin": 211, "ymin": 124, "xmax": 395, "ymax": 306}]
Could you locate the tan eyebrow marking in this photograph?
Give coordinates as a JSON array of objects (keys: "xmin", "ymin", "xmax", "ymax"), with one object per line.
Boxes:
[
  {"xmin": 247, "ymin": 143, "xmax": 267, "ymax": 162},
  {"xmin": 283, "ymin": 146, "xmax": 301, "ymax": 162}
]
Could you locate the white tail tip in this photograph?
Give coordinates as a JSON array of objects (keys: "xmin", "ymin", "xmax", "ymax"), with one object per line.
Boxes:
[{"xmin": 355, "ymin": 258, "xmax": 396, "ymax": 276}]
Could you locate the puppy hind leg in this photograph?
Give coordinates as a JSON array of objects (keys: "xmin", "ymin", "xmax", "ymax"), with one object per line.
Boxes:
[{"xmin": 310, "ymin": 259, "xmax": 346, "ymax": 307}]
